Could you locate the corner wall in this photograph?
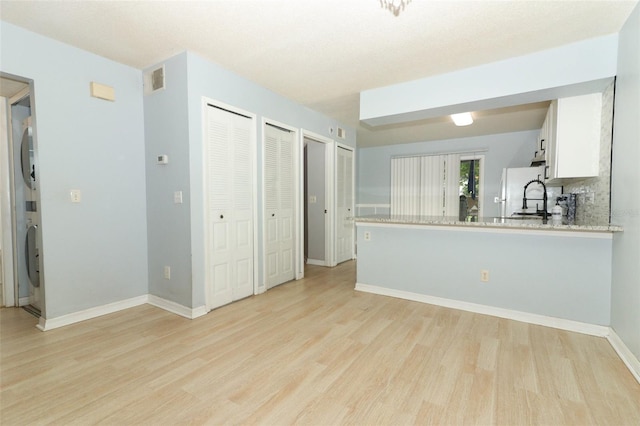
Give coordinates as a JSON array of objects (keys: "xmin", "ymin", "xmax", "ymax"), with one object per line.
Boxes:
[
  {"xmin": 611, "ymin": 2, "xmax": 640, "ymax": 362},
  {"xmin": 0, "ymin": 22, "xmax": 149, "ymax": 318}
]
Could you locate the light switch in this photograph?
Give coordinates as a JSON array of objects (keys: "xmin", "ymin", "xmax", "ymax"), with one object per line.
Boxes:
[
  {"xmin": 174, "ymin": 191, "xmax": 183, "ymax": 204},
  {"xmin": 70, "ymin": 189, "xmax": 82, "ymax": 203},
  {"xmin": 309, "ymin": 195, "xmax": 317, "ymax": 204}
]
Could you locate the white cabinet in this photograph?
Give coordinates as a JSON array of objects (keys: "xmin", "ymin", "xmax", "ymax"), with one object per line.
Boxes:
[{"xmin": 544, "ymin": 93, "xmax": 602, "ymax": 184}]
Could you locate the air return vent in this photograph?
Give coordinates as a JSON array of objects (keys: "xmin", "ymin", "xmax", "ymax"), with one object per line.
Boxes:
[{"xmin": 144, "ymin": 65, "xmax": 165, "ymax": 95}]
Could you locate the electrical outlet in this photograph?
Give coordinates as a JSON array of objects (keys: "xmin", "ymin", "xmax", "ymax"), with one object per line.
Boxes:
[
  {"xmin": 364, "ymin": 231, "xmax": 371, "ymax": 241},
  {"xmin": 480, "ymin": 270, "xmax": 490, "ymax": 282},
  {"xmin": 70, "ymin": 189, "xmax": 82, "ymax": 203},
  {"xmin": 164, "ymin": 266, "xmax": 171, "ymax": 280}
]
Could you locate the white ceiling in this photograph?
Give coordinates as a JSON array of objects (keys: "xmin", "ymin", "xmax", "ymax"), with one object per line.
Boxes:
[{"xmin": 1, "ymin": 0, "xmax": 637, "ymax": 147}]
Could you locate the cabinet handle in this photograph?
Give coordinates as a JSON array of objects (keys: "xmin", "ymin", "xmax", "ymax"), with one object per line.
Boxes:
[
  {"xmin": 540, "ymin": 139, "xmax": 546, "ymax": 151},
  {"xmin": 544, "ymin": 166, "xmax": 549, "ymax": 180},
  {"xmin": 272, "ymin": 213, "xmax": 275, "ymax": 217},
  {"xmin": 220, "ymin": 214, "xmax": 224, "ymax": 219}
]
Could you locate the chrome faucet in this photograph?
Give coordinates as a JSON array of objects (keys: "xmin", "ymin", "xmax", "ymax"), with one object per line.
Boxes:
[{"xmin": 522, "ymin": 179, "xmax": 548, "ymax": 224}]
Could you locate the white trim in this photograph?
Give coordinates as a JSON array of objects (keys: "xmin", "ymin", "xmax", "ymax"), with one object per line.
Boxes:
[
  {"xmin": 18, "ymin": 296, "xmax": 30, "ymax": 306},
  {"xmin": 606, "ymin": 329, "xmax": 640, "ymax": 384},
  {"xmin": 35, "ymin": 295, "xmax": 209, "ymax": 331},
  {"xmin": 355, "ymin": 282, "xmax": 610, "ymax": 337},
  {"xmin": 306, "ymin": 258, "xmax": 326, "ymax": 266},
  {"xmin": 354, "ymin": 221, "xmax": 614, "ymax": 239},
  {"xmin": 147, "ymin": 295, "xmax": 207, "ymax": 320},
  {"xmin": 36, "ymin": 295, "xmax": 148, "ymax": 331}
]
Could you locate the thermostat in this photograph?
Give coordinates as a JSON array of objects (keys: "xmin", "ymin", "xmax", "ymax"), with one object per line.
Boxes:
[{"xmin": 157, "ymin": 155, "xmax": 169, "ymax": 165}]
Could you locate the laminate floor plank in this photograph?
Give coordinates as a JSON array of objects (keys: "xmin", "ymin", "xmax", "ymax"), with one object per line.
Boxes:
[{"xmin": 1, "ymin": 260, "xmax": 639, "ymax": 425}]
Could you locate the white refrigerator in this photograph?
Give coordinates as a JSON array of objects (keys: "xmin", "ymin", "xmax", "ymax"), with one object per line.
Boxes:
[{"xmin": 498, "ymin": 166, "xmax": 561, "ymax": 218}]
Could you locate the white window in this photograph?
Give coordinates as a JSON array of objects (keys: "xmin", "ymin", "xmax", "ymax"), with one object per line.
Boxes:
[{"xmin": 391, "ymin": 153, "xmax": 484, "ymax": 218}]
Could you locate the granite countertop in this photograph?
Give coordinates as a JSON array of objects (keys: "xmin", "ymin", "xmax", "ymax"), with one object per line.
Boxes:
[{"xmin": 354, "ymin": 215, "xmax": 623, "ymax": 233}]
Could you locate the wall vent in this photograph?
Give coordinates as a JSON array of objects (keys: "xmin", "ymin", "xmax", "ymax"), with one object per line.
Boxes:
[
  {"xmin": 144, "ymin": 65, "xmax": 165, "ymax": 95},
  {"xmin": 337, "ymin": 127, "xmax": 346, "ymax": 139}
]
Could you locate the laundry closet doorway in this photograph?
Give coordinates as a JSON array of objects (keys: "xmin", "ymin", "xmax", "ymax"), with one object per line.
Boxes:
[{"xmin": 203, "ymin": 100, "xmax": 257, "ymax": 311}]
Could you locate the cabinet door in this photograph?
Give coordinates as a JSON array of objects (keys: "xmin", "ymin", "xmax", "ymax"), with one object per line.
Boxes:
[{"xmin": 545, "ymin": 94, "xmax": 601, "ymax": 183}]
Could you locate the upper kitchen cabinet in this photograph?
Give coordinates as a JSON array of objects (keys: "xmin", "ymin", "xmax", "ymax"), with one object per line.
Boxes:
[{"xmin": 544, "ymin": 93, "xmax": 602, "ymax": 184}]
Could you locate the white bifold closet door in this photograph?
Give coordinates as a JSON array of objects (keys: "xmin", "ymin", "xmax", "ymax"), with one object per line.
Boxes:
[
  {"xmin": 336, "ymin": 146, "xmax": 354, "ymax": 264},
  {"xmin": 264, "ymin": 124, "xmax": 295, "ymax": 289},
  {"xmin": 206, "ymin": 104, "xmax": 254, "ymax": 310}
]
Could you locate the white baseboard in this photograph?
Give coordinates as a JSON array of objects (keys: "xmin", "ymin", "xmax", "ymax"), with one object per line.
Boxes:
[
  {"xmin": 37, "ymin": 294, "xmax": 207, "ymax": 331},
  {"xmin": 18, "ymin": 296, "xmax": 30, "ymax": 307},
  {"xmin": 606, "ymin": 329, "xmax": 640, "ymax": 384},
  {"xmin": 147, "ymin": 295, "xmax": 207, "ymax": 320},
  {"xmin": 306, "ymin": 258, "xmax": 326, "ymax": 266},
  {"xmin": 354, "ymin": 283, "xmax": 610, "ymax": 337},
  {"xmin": 37, "ymin": 295, "xmax": 148, "ymax": 331},
  {"xmin": 355, "ymin": 282, "xmax": 640, "ymax": 384}
]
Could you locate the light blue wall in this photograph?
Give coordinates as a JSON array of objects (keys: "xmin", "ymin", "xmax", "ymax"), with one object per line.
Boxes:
[
  {"xmin": 142, "ymin": 51, "xmax": 356, "ymax": 308},
  {"xmin": 360, "ymin": 35, "xmax": 618, "ymax": 126},
  {"xmin": 185, "ymin": 51, "xmax": 356, "ymax": 307},
  {"xmin": 611, "ymin": 3, "xmax": 640, "ymax": 360},
  {"xmin": 357, "ymin": 130, "xmax": 537, "ymax": 217},
  {"xmin": 0, "ymin": 22, "xmax": 148, "ymax": 318},
  {"xmin": 143, "ymin": 53, "xmax": 192, "ymax": 307},
  {"xmin": 356, "ymin": 224, "xmax": 612, "ymax": 325}
]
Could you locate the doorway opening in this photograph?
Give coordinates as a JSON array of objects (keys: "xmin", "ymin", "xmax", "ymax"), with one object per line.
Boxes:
[
  {"xmin": 301, "ymin": 131, "xmax": 334, "ymax": 272},
  {"xmin": 1, "ymin": 74, "xmax": 43, "ymax": 316}
]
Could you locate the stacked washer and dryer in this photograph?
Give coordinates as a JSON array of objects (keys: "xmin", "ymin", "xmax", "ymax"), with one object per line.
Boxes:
[{"xmin": 20, "ymin": 115, "xmax": 40, "ymax": 313}]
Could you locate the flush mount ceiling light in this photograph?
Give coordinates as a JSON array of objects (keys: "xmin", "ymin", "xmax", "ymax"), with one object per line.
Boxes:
[
  {"xmin": 451, "ymin": 112, "xmax": 474, "ymax": 126},
  {"xmin": 379, "ymin": 0, "xmax": 412, "ymax": 17}
]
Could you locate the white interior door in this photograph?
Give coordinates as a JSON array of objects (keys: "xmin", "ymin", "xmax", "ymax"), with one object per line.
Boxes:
[
  {"xmin": 264, "ymin": 123, "xmax": 295, "ymax": 289},
  {"xmin": 336, "ymin": 146, "xmax": 354, "ymax": 264},
  {"xmin": 206, "ymin": 104, "xmax": 254, "ymax": 310}
]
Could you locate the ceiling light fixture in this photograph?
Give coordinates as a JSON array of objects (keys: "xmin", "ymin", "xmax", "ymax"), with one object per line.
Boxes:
[
  {"xmin": 380, "ymin": 0, "xmax": 412, "ymax": 17},
  {"xmin": 451, "ymin": 112, "xmax": 474, "ymax": 126}
]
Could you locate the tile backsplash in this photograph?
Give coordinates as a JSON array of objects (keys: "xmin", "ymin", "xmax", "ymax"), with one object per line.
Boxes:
[{"xmin": 562, "ymin": 81, "xmax": 614, "ymax": 224}]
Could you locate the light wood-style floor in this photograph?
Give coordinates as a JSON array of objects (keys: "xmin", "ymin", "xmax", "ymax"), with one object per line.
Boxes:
[{"xmin": 1, "ymin": 261, "xmax": 639, "ymax": 425}]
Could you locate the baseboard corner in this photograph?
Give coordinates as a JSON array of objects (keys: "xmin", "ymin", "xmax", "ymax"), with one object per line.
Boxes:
[
  {"xmin": 606, "ymin": 328, "xmax": 640, "ymax": 384},
  {"xmin": 147, "ymin": 294, "xmax": 206, "ymax": 319}
]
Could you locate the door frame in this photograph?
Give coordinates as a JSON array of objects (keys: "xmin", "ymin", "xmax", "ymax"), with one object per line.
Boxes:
[
  {"xmin": 0, "ymin": 93, "xmax": 16, "ymax": 307},
  {"xmin": 335, "ymin": 142, "xmax": 355, "ymax": 264},
  {"xmin": 300, "ymin": 130, "xmax": 335, "ymax": 271},
  {"xmin": 260, "ymin": 117, "xmax": 298, "ymax": 289},
  {"xmin": 202, "ymin": 97, "xmax": 258, "ymax": 311}
]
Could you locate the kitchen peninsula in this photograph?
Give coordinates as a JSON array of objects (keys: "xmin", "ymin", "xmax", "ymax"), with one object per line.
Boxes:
[{"xmin": 354, "ymin": 215, "xmax": 622, "ymax": 332}]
